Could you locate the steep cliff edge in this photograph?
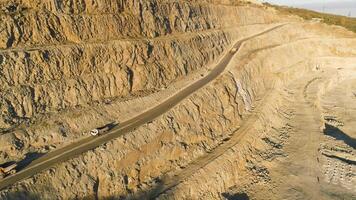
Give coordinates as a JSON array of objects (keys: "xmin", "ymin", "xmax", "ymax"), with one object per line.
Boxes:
[{"xmin": 0, "ymin": 1, "xmax": 356, "ymax": 200}]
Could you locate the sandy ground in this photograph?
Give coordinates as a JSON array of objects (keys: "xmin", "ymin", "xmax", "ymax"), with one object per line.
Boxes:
[{"xmin": 234, "ymin": 58, "xmax": 356, "ymax": 200}]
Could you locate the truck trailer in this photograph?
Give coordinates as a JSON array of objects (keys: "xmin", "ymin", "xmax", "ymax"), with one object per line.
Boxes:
[
  {"xmin": 90, "ymin": 126, "xmax": 111, "ymax": 136},
  {"xmin": 0, "ymin": 163, "xmax": 17, "ymax": 179}
]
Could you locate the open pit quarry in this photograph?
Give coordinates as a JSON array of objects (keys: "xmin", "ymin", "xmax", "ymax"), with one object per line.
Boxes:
[{"xmin": 0, "ymin": 0, "xmax": 355, "ymax": 199}]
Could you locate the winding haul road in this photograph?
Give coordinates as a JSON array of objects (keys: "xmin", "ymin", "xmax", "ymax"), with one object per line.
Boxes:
[{"xmin": 0, "ymin": 24, "xmax": 286, "ymax": 190}]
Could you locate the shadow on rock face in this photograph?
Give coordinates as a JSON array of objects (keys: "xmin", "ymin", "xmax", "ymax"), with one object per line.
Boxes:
[
  {"xmin": 221, "ymin": 192, "xmax": 250, "ymax": 200},
  {"xmin": 323, "ymin": 123, "xmax": 356, "ymax": 149},
  {"xmin": 16, "ymin": 152, "xmax": 45, "ymax": 171}
]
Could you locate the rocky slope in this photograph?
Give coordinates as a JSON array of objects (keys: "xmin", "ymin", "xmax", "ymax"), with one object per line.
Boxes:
[
  {"xmin": 0, "ymin": 0, "xmax": 356, "ymax": 200},
  {"xmin": 0, "ymin": 0, "xmax": 281, "ymax": 159}
]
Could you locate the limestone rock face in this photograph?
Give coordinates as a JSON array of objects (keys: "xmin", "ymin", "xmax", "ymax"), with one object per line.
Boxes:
[
  {"xmin": 0, "ymin": 0, "xmax": 280, "ymax": 158},
  {"xmin": 1, "ymin": 0, "xmax": 355, "ymax": 200},
  {"xmin": 0, "ymin": 0, "xmax": 278, "ymax": 129}
]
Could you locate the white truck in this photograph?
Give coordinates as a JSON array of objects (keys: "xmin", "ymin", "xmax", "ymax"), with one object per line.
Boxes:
[
  {"xmin": 0, "ymin": 163, "xmax": 17, "ymax": 179},
  {"xmin": 87, "ymin": 122, "xmax": 117, "ymax": 136},
  {"xmin": 230, "ymin": 47, "xmax": 238, "ymax": 53},
  {"xmin": 89, "ymin": 126, "xmax": 111, "ymax": 136}
]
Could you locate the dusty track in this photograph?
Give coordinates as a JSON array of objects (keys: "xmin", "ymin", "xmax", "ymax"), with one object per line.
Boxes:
[
  {"xmin": 0, "ymin": 23, "xmax": 286, "ymax": 191},
  {"xmin": 137, "ymin": 90, "xmax": 273, "ymax": 199},
  {"xmin": 268, "ymin": 75, "xmax": 325, "ymax": 199},
  {"xmin": 250, "ymin": 60, "xmax": 356, "ymax": 199}
]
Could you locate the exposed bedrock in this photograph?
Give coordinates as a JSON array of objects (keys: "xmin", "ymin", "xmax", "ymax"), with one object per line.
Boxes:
[{"xmin": 0, "ymin": 0, "xmax": 355, "ymax": 200}]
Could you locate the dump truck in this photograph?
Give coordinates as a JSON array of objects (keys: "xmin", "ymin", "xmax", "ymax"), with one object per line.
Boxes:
[
  {"xmin": 90, "ymin": 126, "xmax": 111, "ymax": 136},
  {"xmin": 87, "ymin": 122, "xmax": 117, "ymax": 136},
  {"xmin": 230, "ymin": 47, "xmax": 238, "ymax": 53},
  {"xmin": 0, "ymin": 163, "xmax": 17, "ymax": 179}
]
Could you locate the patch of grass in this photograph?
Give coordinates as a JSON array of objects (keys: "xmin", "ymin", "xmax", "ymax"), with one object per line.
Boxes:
[{"xmin": 264, "ymin": 3, "xmax": 356, "ymax": 33}]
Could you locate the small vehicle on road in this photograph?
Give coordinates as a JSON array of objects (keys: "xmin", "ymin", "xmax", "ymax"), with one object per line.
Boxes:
[
  {"xmin": 0, "ymin": 163, "xmax": 17, "ymax": 179},
  {"xmin": 89, "ymin": 122, "xmax": 117, "ymax": 136},
  {"xmin": 90, "ymin": 129, "xmax": 100, "ymax": 136},
  {"xmin": 90, "ymin": 127, "xmax": 110, "ymax": 136},
  {"xmin": 230, "ymin": 47, "xmax": 238, "ymax": 53}
]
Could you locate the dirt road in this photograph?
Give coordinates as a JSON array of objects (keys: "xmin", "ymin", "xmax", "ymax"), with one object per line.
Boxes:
[
  {"xmin": 268, "ymin": 63, "xmax": 356, "ymax": 199},
  {"xmin": 244, "ymin": 59, "xmax": 356, "ymax": 199}
]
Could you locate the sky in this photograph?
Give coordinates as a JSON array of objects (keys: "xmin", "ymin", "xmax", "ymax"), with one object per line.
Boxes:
[
  {"xmin": 263, "ymin": 0, "xmax": 350, "ymax": 6},
  {"xmin": 262, "ymin": 0, "xmax": 356, "ymax": 17}
]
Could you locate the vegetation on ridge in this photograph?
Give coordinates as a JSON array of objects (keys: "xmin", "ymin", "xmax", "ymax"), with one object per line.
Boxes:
[{"xmin": 264, "ymin": 3, "xmax": 356, "ymax": 33}]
